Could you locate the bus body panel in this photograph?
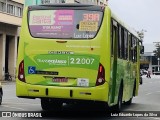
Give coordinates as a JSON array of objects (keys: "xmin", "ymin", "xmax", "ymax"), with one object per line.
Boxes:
[
  {"xmin": 16, "ymin": 80, "xmax": 109, "ymax": 102},
  {"xmin": 24, "ymin": 39, "xmax": 100, "ymax": 87},
  {"xmin": 16, "ymin": 5, "xmax": 110, "ymax": 102},
  {"xmin": 107, "ymin": 13, "xmax": 140, "ymax": 106},
  {"xmin": 16, "ymin": 4, "xmax": 140, "ymax": 108}
]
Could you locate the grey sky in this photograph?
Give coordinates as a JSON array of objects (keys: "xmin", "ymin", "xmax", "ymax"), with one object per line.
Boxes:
[{"xmin": 108, "ymin": 0, "xmax": 160, "ymax": 44}]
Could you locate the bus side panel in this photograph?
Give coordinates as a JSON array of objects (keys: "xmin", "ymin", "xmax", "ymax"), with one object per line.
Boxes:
[
  {"xmin": 100, "ymin": 7, "xmax": 112, "ymax": 104},
  {"xmin": 16, "ymin": 7, "xmax": 28, "ymax": 96},
  {"xmin": 136, "ymin": 41, "xmax": 140, "ymax": 96},
  {"xmin": 107, "ymin": 15, "xmax": 138, "ymax": 106}
]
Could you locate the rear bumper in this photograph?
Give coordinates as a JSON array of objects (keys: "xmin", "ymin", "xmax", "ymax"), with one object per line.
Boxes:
[{"xmin": 16, "ymin": 81, "xmax": 109, "ymax": 102}]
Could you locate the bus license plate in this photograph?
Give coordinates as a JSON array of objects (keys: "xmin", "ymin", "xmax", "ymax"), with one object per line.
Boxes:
[
  {"xmin": 77, "ymin": 78, "xmax": 89, "ymax": 87},
  {"xmin": 52, "ymin": 77, "xmax": 68, "ymax": 83}
]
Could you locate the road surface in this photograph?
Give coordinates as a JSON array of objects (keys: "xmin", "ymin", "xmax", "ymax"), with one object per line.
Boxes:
[{"xmin": 0, "ymin": 75, "xmax": 160, "ymax": 119}]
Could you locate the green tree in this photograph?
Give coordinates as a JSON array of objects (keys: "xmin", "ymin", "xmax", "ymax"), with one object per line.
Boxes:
[{"xmin": 153, "ymin": 44, "xmax": 160, "ymax": 58}]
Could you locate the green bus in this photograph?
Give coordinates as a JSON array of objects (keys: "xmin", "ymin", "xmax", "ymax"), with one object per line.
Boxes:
[{"xmin": 16, "ymin": 3, "xmax": 143, "ymax": 111}]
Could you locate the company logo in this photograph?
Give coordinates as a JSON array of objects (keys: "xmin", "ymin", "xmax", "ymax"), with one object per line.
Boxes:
[
  {"xmin": 1, "ymin": 112, "xmax": 42, "ymax": 118},
  {"xmin": 2, "ymin": 112, "xmax": 11, "ymax": 117}
]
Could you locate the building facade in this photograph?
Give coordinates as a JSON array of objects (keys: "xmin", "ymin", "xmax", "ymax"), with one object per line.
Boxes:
[
  {"xmin": 69, "ymin": 0, "xmax": 108, "ymax": 5},
  {"xmin": 140, "ymin": 43, "xmax": 160, "ymax": 75},
  {"xmin": 25, "ymin": 0, "xmax": 108, "ymax": 6},
  {"xmin": 0, "ymin": 0, "xmax": 24, "ymax": 81}
]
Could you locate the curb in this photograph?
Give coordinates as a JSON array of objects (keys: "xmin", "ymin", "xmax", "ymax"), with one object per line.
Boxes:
[{"xmin": 0, "ymin": 81, "xmax": 15, "ymax": 85}]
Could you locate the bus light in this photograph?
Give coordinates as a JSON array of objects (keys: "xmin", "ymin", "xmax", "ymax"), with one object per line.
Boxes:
[
  {"xmin": 18, "ymin": 60, "xmax": 25, "ymax": 82},
  {"xmin": 96, "ymin": 63, "xmax": 105, "ymax": 86}
]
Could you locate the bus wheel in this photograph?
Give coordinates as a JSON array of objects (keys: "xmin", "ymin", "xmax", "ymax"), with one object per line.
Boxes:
[
  {"xmin": 96, "ymin": 101, "xmax": 110, "ymax": 112},
  {"xmin": 50, "ymin": 100, "xmax": 63, "ymax": 111},
  {"xmin": 41, "ymin": 98, "xmax": 62, "ymax": 111},
  {"xmin": 41, "ymin": 98, "xmax": 51, "ymax": 111},
  {"xmin": 114, "ymin": 84, "xmax": 123, "ymax": 112},
  {"xmin": 124, "ymin": 97, "xmax": 132, "ymax": 105}
]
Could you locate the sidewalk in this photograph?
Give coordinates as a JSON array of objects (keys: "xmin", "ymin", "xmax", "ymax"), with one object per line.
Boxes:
[
  {"xmin": 0, "ymin": 80, "xmax": 15, "ymax": 85},
  {"xmin": 142, "ymin": 75, "xmax": 160, "ymax": 79}
]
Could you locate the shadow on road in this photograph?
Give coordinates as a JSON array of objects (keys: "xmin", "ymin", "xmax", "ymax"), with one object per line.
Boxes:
[
  {"xmin": 39, "ymin": 103, "xmax": 142, "ymax": 119},
  {"xmin": 41, "ymin": 103, "xmax": 111, "ymax": 119}
]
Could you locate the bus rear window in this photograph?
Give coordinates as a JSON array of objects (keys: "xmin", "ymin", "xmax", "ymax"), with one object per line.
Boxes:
[{"xmin": 28, "ymin": 10, "xmax": 103, "ymax": 39}]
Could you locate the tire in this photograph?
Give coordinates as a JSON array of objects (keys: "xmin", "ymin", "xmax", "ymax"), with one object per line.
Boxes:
[
  {"xmin": 41, "ymin": 98, "xmax": 62, "ymax": 111},
  {"xmin": 0, "ymin": 91, "xmax": 2, "ymax": 105},
  {"xmin": 96, "ymin": 101, "xmax": 110, "ymax": 112},
  {"xmin": 41, "ymin": 98, "xmax": 51, "ymax": 111},
  {"xmin": 114, "ymin": 84, "xmax": 123, "ymax": 112},
  {"xmin": 124, "ymin": 97, "xmax": 132, "ymax": 105}
]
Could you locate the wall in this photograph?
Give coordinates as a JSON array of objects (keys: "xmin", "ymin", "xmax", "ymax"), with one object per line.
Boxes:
[
  {"xmin": 0, "ymin": 13, "xmax": 22, "ymax": 26},
  {"xmin": 0, "ymin": 35, "xmax": 3, "ymax": 80},
  {"xmin": 0, "ymin": 23, "xmax": 18, "ymax": 81},
  {"xmin": 8, "ymin": 36, "xmax": 17, "ymax": 78},
  {"xmin": 0, "ymin": 34, "xmax": 6, "ymax": 80},
  {"xmin": 11, "ymin": 0, "xmax": 24, "ymax": 4}
]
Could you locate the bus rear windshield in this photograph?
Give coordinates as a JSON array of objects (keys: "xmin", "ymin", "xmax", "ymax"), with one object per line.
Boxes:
[{"xmin": 28, "ymin": 10, "xmax": 103, "ymax": 39}]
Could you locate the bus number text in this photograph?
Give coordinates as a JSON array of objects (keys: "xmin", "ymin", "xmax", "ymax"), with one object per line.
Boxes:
[{"xmin": 70, "ymin": 58, "xmax": 95, "ymax": 65}]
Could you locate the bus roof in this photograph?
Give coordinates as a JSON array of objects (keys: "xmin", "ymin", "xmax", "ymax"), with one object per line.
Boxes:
[
  {"xmin": 109, "ymin": 6, "xmax": 140, "ymax": 40},
  {"xmin": 28, "ymin": 3, "xmax": 104, "ymax": 11}
]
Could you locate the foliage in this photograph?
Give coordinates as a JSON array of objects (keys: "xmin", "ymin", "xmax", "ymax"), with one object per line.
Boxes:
[{"xmin": 153, "ymin": 44, "xmax": 160, "ymax": 58}]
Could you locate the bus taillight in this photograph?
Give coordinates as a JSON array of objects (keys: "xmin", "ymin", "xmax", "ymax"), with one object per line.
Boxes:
[
  {"xmin": 18, "ymin": 60, "xmax": 25, "ymax": 82},
  {"xmin": 96, "ymin": 63, "xmax": 105, "ymax": 86}
]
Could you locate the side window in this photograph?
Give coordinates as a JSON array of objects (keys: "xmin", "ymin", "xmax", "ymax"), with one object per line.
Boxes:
[
  {"xmin": 121, "ymin": 28, "xmax": 125, "ymax": 59},
  {"xmin": 134, "ymin": 39, "xmax": 137, "ymax": 62},
  {"xmin": 118, "ymin": 25, "xmax": 121, "ymax": 58},
  {"xmin": 128, "ymin": 33, "xmax": 132, "ymax": 61},
  {"xmin": 111, "ymin": 20, "xmax": 113, "ymax": 55},
  {"xmin": 131, "ymin": 36, "xmax": 137, "ymax": 62},
  {"xmin": 111, "ymin": 19, "xmax": 118, "ymax": 56},
  {"xmin": 124, "ymin": 30, "xmax": 128, "ymax": 59},
  {"xmin": 131, "ymin": 36, "xmax": 134, "ymax": 62}
]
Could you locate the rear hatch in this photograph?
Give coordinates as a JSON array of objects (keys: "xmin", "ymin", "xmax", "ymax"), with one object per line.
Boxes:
[{"xmin": 22, "ymin": 4, "xmax": 104, "ymax": 87}]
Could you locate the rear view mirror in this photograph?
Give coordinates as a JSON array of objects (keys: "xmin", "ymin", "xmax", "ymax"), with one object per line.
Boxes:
[{"xmin": 140, "ymin": 46, "xmax": 144, "ymax": 54}]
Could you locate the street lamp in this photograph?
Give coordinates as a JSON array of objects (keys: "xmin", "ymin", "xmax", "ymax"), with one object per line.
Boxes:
[{"xmin": 153, "ymin": 42, "xmax": 160, "ymax": 72}]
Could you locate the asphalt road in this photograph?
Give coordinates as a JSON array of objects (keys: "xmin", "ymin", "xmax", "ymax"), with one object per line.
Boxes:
[{"xmin": 0, "ymin": 76, "xmax": 160, "ymax": 119}]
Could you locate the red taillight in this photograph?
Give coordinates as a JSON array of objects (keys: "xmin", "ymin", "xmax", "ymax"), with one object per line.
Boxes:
[
  {"xmin": 18, "ymin": 60, "xmax": 25, "ymax": 82},
  {"xmin": 96, "ymin": 63, "xmax": 105, "ymax": 86}
]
